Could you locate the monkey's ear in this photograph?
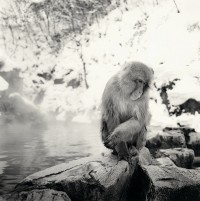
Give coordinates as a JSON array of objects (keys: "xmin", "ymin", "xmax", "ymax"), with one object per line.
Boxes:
[{"xmin": 130, "ymin": 87, "xmax": 143, "ymax": 100}]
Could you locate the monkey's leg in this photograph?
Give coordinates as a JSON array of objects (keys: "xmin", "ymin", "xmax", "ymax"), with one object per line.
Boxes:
[
  {"xmin": 115, "ymin": 141, "xmax": 130, "ymax": 161},
  {"xmin": 136, "ymin": 126, "xmax": 147, "ymax": 151},
  {"xmin": 104, "ymin": 118, "xmax": 143, "ymax": 149}
]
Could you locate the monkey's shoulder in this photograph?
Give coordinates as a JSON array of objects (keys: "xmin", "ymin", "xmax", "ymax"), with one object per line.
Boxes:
[
  {"xmin": 102, "ymin": 76, "xmax": 121, "ymax": 99},
  {"xmin": 105, "ymin": 75, "xmax": 120, "ymax": 90}
]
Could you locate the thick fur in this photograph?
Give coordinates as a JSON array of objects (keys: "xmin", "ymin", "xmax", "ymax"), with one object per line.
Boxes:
[{"xmin": 101, "ymin": 62, "xmax": 153, "ymax": 151}]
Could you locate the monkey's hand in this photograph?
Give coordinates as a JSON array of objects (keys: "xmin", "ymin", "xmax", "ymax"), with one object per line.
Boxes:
[{"xmin": 104, "ymin": 118, "xmax": 143, "ymax": 149}]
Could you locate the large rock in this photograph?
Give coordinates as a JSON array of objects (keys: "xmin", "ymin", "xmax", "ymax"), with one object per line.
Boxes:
[
  {"xmin": 163, "ymin": 127, "xmax": 195, "ymax": 143},
  {"xmin": 187, "ymin": 132, "xmax": 200, "ymax": 156},
  {"xmin": 155, "ymin": 148, "xmax": 194, "ymax": 168},
  {"xmin": 7, "ymin": 153, "xmax": 139, "ymax": 201},
  {"xmin": 141, "ymin": 165, "xmax": 200, "ymax": 201},
  {"xmin": 146, "ymin": 129, "xmax": 186, "ymax": 152}
]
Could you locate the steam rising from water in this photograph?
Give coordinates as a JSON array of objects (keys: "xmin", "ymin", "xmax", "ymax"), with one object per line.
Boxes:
[{"xmin": 0, "ymin": 118, "xmax": 104, "ymax": 195}]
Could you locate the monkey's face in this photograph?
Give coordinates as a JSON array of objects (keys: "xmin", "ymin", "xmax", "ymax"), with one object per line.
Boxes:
[
  {"xmin": 121, "ymin": 62, "xmax": 154, "ymax": 100},
  {"xmin": 130, "ymin": 78, "xmax": 147, "ymax": 100}
]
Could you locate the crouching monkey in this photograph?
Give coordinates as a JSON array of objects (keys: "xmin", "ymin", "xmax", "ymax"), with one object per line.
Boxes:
[{"xmin": 101, "ymin": 61, "xmax": 153, "ymax": 161}]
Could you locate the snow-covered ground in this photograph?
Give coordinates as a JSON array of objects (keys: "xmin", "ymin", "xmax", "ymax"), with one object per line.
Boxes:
[{"xmin": 0, "ymin": 0, "xmax": 200, "ymax": 130}]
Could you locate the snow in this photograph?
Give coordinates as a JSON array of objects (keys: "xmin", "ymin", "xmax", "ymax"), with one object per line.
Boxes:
[
  {"xmin": 168, "ymin": 76, "xmax": 200, "ymax": 105},
  {"xmin": 176, "ymin": 113, "xmax": 200, "ymax": 132},
  {"xmin": 1, "ymin": 0, "xmax": 200, "ymax": 130}
]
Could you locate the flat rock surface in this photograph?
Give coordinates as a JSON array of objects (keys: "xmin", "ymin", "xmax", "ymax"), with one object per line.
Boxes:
[{"xmin": 6, "ymin": 153, "xmax": 139, "ymax": 201}]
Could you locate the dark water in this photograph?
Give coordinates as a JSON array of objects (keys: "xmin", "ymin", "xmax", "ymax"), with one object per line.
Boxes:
[{"xmin": 0, "ymin": 120, "xmax": 104, "ymax": 195}]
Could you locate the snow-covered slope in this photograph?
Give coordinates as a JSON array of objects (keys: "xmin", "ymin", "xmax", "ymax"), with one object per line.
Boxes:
[{"xmin": 1, "ymin": 0, "xmax": 200, "ymax": 130}]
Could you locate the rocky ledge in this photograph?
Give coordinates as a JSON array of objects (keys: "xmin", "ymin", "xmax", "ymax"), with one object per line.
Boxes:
[
  {"xmin": 2, "ymin": 126, "xmax": 200, "ymax": 201},
  {"xmin": 4, "ymin": 151, "xmax": 141, "ymax": 201},
  {"xmin": 1, "ymin": 145, "xmax": 200, "ymax": 201}
]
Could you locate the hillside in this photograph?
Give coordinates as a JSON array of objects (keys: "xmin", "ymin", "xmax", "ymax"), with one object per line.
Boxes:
[{"xmin": 0, "ymin": 0, "xmax": 200, "ymax": 130}]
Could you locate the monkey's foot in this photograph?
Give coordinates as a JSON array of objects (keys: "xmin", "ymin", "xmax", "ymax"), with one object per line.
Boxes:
[
  {"xmin": 129, "ymin": 145, "xmax": 139, "ymax": 157},
  {"xmin": 114, "ymin": 142, "xmax": 133, "ymax": 164}
]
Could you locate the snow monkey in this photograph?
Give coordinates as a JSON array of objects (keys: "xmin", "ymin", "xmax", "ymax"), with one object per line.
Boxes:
[{"xmin": 101, "ymin": 62, "xmax": 153, "ymax": 161}]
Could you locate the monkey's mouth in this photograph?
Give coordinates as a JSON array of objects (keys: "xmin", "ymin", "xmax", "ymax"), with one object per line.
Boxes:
[{"xmin": 130, "ymin": 89, "xmax": 143, "ymax": 101}]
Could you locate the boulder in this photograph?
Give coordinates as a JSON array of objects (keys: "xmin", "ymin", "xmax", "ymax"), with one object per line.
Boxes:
[
  {"xmin": 146, "ymin": 129, "xmax": 186, "ymax": 152},
  {"xmin": 163, "ymin": 127, "xmax": 195, "ymax": 143},
  {"xmin": 138, "ymin": 165, "xmax": 200, "ymax": 201},
  {"xmin": 7, "ymin": 153, "xmax": 139, "ymax": 201},
  {"xmin": 155, "ymin": 148, "xmax": 194, "ymax": 169},
  {"xmin": 187, "ymin": 132, "xmax": 200, "ymax": 156}
]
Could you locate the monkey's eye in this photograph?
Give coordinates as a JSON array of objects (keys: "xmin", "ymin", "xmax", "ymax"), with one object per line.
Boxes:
[
  {"xmin": 137, "ymin": 79, "xmax": 145, "ymax": 84},
  {"xmin": 137, "ymin": 79, "xmax": 148, "ymax": 87}
]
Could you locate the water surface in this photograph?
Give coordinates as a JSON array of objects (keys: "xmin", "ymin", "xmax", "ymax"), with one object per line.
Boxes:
[{"xmin": 0, "ymin": 120, "xmax": 104, "ymax": 195}]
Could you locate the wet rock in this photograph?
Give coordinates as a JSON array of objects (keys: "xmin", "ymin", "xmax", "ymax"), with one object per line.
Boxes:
[
  {"xmin": 7, "ymin": 189, "xmax": 70, "ymax": 201},
  {"xmin": 187, "ymin": 132, "xmax": 200, "ymax": 156},
  {"xmin": 146, "ymin": 129, "xmax": 186, "ymax": 152},
  {"xmin": 8, "ymin": 153, "xmax": 139, "ymax": 201},
  {"xmin": 155, "ymin": 148, "xmax": 194, "ymax": 169},
  {"xmin": 140, "ymin": 164, "xmax": 200, "ymax": 201}
]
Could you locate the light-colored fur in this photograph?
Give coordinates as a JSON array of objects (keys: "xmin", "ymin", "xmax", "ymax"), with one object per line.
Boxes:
[{"xmin": 101, "ymin": 62, "xmax": 153, "ymax": 150}]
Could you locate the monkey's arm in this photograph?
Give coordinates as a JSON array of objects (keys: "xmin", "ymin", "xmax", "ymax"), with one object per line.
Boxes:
[
  {"xmin": 104, "ymin": 118, "xmax": 144, "ymax": 149},
  {"xmin": 136, "ymin": 126, "xmax": 147, "ymax": 150}
]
